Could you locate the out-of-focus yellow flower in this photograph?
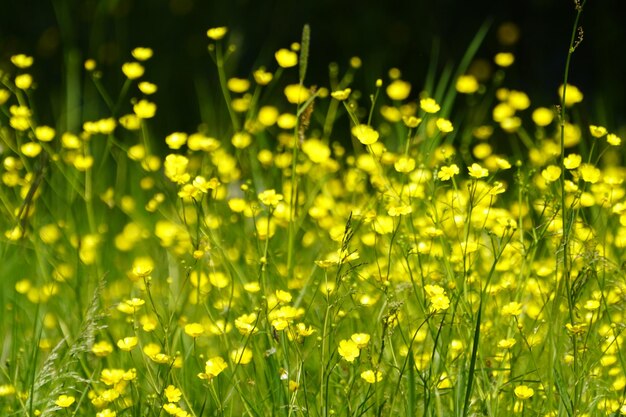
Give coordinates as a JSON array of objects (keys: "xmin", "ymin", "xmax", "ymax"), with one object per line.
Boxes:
[
  {"xmin": 117, "ymin": 336, "xmax": 138, "ymax": 351},
  {"xmin": 227, "ymin": 77, "xmax": 251, "ymax": 93},
  {"xmin": 284, "ymin": 84, "xmax": 310, "ymax": 104},
  {"xmin": 468, "ymin": 163, "xmax": 488, "ymax": 179},
  {"xmin": 386, "ymin": 80, "xmax": 411, "ymax": 100},
  {"xmin": 589, "ymin": 125, "xmax": 608, "ymax": 138},
  {"xmin": 436, "ymin": 118, "xmax": 454, "ymax": 133},
  {"xmin": 133, "ymin": 99, "xmax": 157, "ymax": 119},
  {"xmin": 35, "ymin": 126, "xmax": 55, "ymax": 142},
  {"xmin": 331, "ymin": 88, "xmax": 351, "ymax": 101},
  {"xmin": 338, "ymin": 339, "xmax": 360, "ymax": 362},
  {"xmin": 494, "ymin": 52, "xmax": 515, "ymax": 67},
  {"xmin": 230, "ymin": 347, "xmax": 253, "ymax": 364},
  {"xmin": 131, "ymin": 47, "xmax": 153, "ymax": 61},
  {"xmin": 558, "ymin": 84, "xmax": 583, "ymax": 106},
  {"xmin": 207, "ymin": 27, "xmax": 228, "ymax": 40},
  {"xmin": 532, "ymin": 107, "xmax": 554, "ymax": 126},
  {"xmin": 352, "ymin": 124, "xmax": 379, "ymax": 145},
  {"xmin": 361, "ymin": 370, "xmax": 383, "ymax": 383},
  {"xmin": 184, "ymin": 323, "xmax": 204, "ymax": 338},
  {"xmin": 197, "ymin": 357, "xmax": 227, "ymax": 381},
  {"xmin": 11, "ymin": 54, "xmax": 34, "ymax": 68},
  {"xmin": 55, "ymin": 394, "xmax": 75, "ymax": 408},
  {"xmin": 275, "ymin": 48, "xmax": 298, "ymax": 68},
  {"xmin": 420, "ymin": 97, "xmax": 440, "ymax": 113},
  {"xmin": 514, "ymin": 385, "xmax": 534, "ymax": 400},
  {"xmin": 456, "ymin": 75, "xmax": 479, "ymax": 94},
  {"xmin": 253, "ymin": 68, "xmax": 273, "ymax": 85},
  {"xmin": 122, "ymin": 62, "xmax": 144, "ymax": 80}
]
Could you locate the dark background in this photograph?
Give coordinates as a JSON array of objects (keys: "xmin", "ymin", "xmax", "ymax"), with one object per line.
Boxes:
[{"xmin": 1, "ymin": 0, "xmax": 625, "ymax": 135}]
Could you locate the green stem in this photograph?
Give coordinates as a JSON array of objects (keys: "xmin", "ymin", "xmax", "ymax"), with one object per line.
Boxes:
[
  {"xmin": 557, "ymin": 2, "xmax": 585, "ymax": 412},
  {"xmin": 215, "ymin": 44, "xmax": 240, "ymax": 132}
]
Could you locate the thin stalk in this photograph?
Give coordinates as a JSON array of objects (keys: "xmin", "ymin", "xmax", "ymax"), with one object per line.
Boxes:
[{"xmin": 557, "ymin": 1, "xmax": 586, "ymax": 413}]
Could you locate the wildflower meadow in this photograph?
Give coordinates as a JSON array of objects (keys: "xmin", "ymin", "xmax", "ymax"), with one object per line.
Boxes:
[{"xmin": 2, "ymin": 1, "xmax": 626, "ymax": 416}]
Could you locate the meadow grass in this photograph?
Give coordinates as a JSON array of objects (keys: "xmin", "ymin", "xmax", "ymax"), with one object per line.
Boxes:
[{"xmin": 2, "ymin": 2, "xmax": 626, "ymax": 416}]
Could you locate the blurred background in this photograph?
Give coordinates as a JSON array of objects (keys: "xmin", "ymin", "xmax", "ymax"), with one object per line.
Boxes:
[{"xmin": 1, "ymin": 0, "xmax": 625, "ymax": 135}]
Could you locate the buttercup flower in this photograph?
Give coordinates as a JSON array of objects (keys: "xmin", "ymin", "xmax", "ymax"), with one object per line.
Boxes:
[
  {"xmin": 352, "ymin": 124, "xmax": 379, "ymax": 145},
  {"xmin": 207, "ymin": 27, "xmax": 228, "ymax": 40}
]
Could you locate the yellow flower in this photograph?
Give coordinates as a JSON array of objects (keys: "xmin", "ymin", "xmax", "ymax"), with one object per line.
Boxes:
[
  {"xmin": 284, "ymin": 84, "xmax": 310, "ymax": 104},
  {"xmin": 429, "ymin": 293, "xmax": 450, "ymax": 312},
  {"xmin": 361, "ymin": 370, "xmax": 383, "ymax": 383},
  {"xmin": 117, "ymin": 336, "xmax": 138, "ymax": 351},
  {"xmin": 508, "ymin": 90, "xmax": 530, "ymax": 110},
  {"xmin": 563, "ymin": 154, "xmax": 581, "ymax": 170},
  {"xmin": 131, "ymin": 47, "xmax": 153, "ymax": 61},
  {"xmin": 96, "ymin": 408, "xmax": 116, "ymax": 417},
  {"xmin": 165, "ymin": 132, "xmax": 188, "ymax": 150},
  {"xmin": 436, "ymin": 118, "xmax": 454, "ymax": 133},
  {"xmin": 583, "ymin": 299, "xmax": 600, "ymax": 311},
  {"xmin": 138, "ymin": 81, "xmax": 157, "ymax": 95},
  {"xmin": 350, "ymin": 333, "xmax": 370, "ymax": 348},
  {"xmin": 130, "ymin": 256, "xmax": 154, "ymax": 280},
  {"xmin": 84, "ymin": 59, "xmax": 97, "ymax": 71},
  {"xmin": 589, "ymin": 125, "xmax": 608, "ymax": 138},
  {"xmin": 184, "ymin": 323, "xmax": 204, "ymax": 338},
  {"xmin": 11, "ymin": 54, "xmax": 34, "ymax": 68},
  {"xmin": 338, "ymin": 339, "xmax": 360, "ymax": 362},
  {"xmin": 302, "ymin": 139, "xmax": 331, "ymax": 163},
  {"xmin": 497, "ymin": 338, "xmax": 517, "ymax": 349},
  {"xmin": 0, "ymin": 89, "xmax": 10, "ymax": 105},
  {"xmin": 501, "ymin": 301, "xmax": 523, "ymax": 316},
  {"xmin": 133, "ymin": 99, "xmax": 157, "ymax": 119},
  {"xmin": 351, "ymin": 124, "xmax": 379, "ymax": 145},
  {"xmin": 202, "ymin": 356, "xmax": 228, "ymax": 378},
  {"xmin": 275, "ymin": 289, "xmax": 292, "ymax": 303},
  {"xmin": 558, "ymin": 84, "xmax": 583, "ymax": 106},
  {"xmin": 15, "ymin": 74, "xmax": 33, "ymax": 90},
  {"xmin": 456, "ymin": 74, "xmax": 479, "ymax": 94},
  {"xmin": 227, "ymin": 77, "xmax": 251, "ymax": 93},
  {"xmin": 607, "ymin": 133, "xmax": 622, "ymax": 146},
  {"xmin": 55, "ymin": 394, "xmax": 76, "ymax": 408},
  {"xmin": 258, "ymin": 189, "xmax": 283, "ymax": 207},
  {"xmin": 402, "ymin": 116, "xmax": 422, "ymax": 128},
  {"xmin": 514, "ymin": 385, "xmax": 534, "ymax": 400},
  {"xmin": 164, "ymin": 154, "xmax": 190, "ymax": 184},
  {"xmin": 35, "ymin": 126, "xmax": 55, "ymax": 142},
  {"xmin": 541, "ymin": 165, "xmax": 561, "ymax": 183},
  {"xmin": 74, "ymin": 155, "xmax": 94, "ymax": 171},
  {"xmin": 579, "ymin": 164, "xmax": 601, "ymax": 183},
  {"xmin": 92, "ymin": 340, "xmax": 114, "ymax": 357},
  {"xmin": 207, "ymin": 27, "xmax": 228, "ymax": 40},
  {"xmin": 532, "ymin": 107, "xmax": 554, "ymax": 126},
  {"xmin": 420, "ymin": 97, "xmax": 440, "ymax": 113},
  {"xmin": 468, "ymin": 163, "xmax": 488, "ymax": 179},
  {"xmin": 230, "ymin": 347, "xmax": 253, "ymax": 364},
  {"xmin": 331, "ymin": 88, "xmax": 351, "ymax": 101},
  {"xmin": 234, "ymin": 313, "xmax": 258, "ymax": 335},
  {"xmin": 494, "ymin": 52, "xmax": 515, "ymax": 67},
  {"xmin": 438, "ymin": 164, "xmax": 459, "ymax": 181},
  {"xmin": 231, "ymin": 132, "xmax": 252, "ymax": 149},
  {"xmin": 275, "ymin": 48, "xmax": 298, "ymax": 68},
  {"xmin": 164, "ymin": 385, "xmax": 182, "ymax": 403},
  {"xmin": 394, "ymin": 156, "xmax": 415, "ymax": 173},
  {"xmin": 20, "ymin": 142, "xmax": 42, "ymax": 158},
  {"xmin": 253, "ymin": 68, "xmax": 273, "ymax": 85},
  {"xmin": 125, "ymin": 298, "xmax": 145, "ymax": 308},
  {"xmin": 386, "ymin": 80, "xmax": 411, "ymax": 101},
  {"xmin": 122, "ymin": 62, "xmax": 145, "ymax": 80}
]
